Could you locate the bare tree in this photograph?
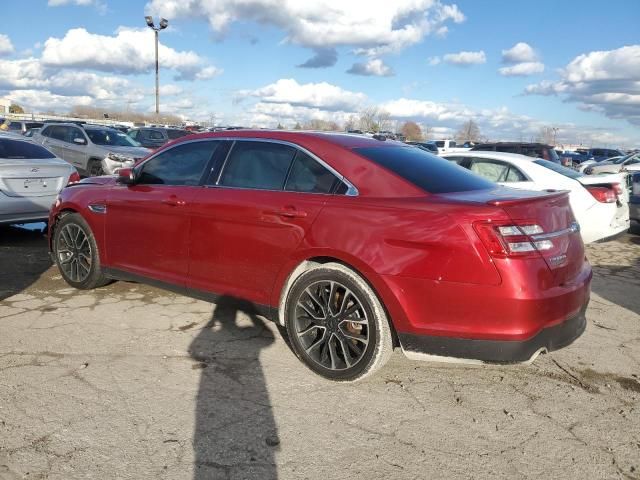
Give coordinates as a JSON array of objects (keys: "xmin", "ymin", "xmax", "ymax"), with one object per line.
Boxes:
[
  {"xmin": 455, "ymin": 119, "xmax": 482, "ymax": 144},
  {"xmin": 302, "ymin": 119, "xmax": 340, "ymax": 131},
  {"xmin": 358, "ymin": 107, "xmax": 379, "ymax": 132},
  {"xmin": 400, "ymin": 121, "xmax": 423, "ymax": 141},
  {"xmin": 375, "ymin": 109, "xmax": 392, "ymax": 133},
  {"xmin": 344, "ymin": 115, "xmax": 358, "ymax": 131}
]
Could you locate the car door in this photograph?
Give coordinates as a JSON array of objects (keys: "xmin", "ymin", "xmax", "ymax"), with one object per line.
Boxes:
[
  {"xmin": 40, "ymin": 125, "xmax": 69, "ymax": 161},
  {"xmin": 63, "ymin": 126, "xmax": 89, "ymax": 170},
  {"xmin": 188, "ymin": 140, "xmax": 336, "ymax": 306},
  {"xmin": 104, "ymin": 139, "xmax": 219, "ymax": 286}
]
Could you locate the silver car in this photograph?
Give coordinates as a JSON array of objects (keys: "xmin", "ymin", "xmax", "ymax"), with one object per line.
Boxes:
[
  {"xmin": 585, "ymin": 153, "xmax": 640, "ymax": 175},
  {"xmin": 0, "ymin": 135, "xmax": 77, "ymax": 225},
  {"xmin": 32, "ymin": 123, "xmax": 150, "ymax": 176}
]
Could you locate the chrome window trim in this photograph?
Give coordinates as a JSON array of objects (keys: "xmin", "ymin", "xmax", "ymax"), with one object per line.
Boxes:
[
  {"xmin": 214, "ymin": 137, "xmax": 358, "ymax": 196},
  {"xmin": 137, "ymin": 136, "xmax": 359, "ymax": 196}
]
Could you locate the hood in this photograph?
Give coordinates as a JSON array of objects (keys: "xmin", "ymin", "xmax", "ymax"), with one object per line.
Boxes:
[
  {"xmin": 73, "ymin": 176, "xmax": 117, "ymax": 187},
  {"xmin": 105, "ymin": 146, "xmax": 151, "ymax": 159}
]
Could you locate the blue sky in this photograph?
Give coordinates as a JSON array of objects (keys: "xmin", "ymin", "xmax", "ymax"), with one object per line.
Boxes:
[{"xmin": 1, "ymin": 0, "xmax": 639, "ymax": 147}]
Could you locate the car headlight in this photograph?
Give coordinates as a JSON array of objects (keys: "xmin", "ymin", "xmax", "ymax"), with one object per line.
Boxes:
[{"xmin": 107, "ymin": 153, "xmax": 134, "ymax": 164}]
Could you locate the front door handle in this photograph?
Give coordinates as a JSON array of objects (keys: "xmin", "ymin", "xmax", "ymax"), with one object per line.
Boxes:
[
  {"xmin": 162, "ymin": 196, "xmax": 186, "ymax": 207},
  {"xmin": 264, "ymin": 208, "xmax": 307, "ymax": 219}
]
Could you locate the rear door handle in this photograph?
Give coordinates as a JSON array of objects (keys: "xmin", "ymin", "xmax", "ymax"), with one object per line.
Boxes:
[
  {"xmin": 162, "ymin": 196, "xmax": 187, "ymax": 207},
  {"xmin": 264, "ymin": 209, "xmax": 307, "ymax": 219}
]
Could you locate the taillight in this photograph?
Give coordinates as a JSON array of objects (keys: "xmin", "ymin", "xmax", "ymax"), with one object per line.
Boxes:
[
  {"xmin": 474, "ymin": 222, "xmax": 552, "ymax": 258},
  {"xmin": 586, "ymin": 186, "xmax": 616, "ymax": 203},
  {"xmin": 67, "ymin": 170, "xmax": 81, "ymax": 185},
  {"xmin": 612, "ymin": 183, "xmax": 624, "ymax": 196}
]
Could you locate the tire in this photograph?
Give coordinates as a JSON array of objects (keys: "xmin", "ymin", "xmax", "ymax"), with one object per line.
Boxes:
[
  {"xmin": 53, "ymin": 213, "xmax": 111, "ymax": 290},
  {"xmin": 284, "ymin": 262, "xmax": 393, "ymax": 382},
  {"xmin": 585, "ymin": 167, "xmax": 593, "ymax": 175},
  {"xmin": 88, "ymin": 159, "xmax": 104, "ymax": 177}
]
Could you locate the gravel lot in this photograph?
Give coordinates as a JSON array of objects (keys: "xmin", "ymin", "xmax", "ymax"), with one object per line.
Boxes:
[{"xmin": 1, "ymin": 225, "xmax": 639, "ymax": 480}]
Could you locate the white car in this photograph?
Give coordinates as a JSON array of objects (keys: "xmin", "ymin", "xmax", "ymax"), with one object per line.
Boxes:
[
  {"xmin": 442, "ymin": 151, "xmax": 630, "ymax": 244},
  {"xmin": 0, "ymin": 135, "xmax": 78, "ymax": 225}
]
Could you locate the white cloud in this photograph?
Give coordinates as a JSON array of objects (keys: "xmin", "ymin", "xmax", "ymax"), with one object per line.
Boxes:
[
  {"xmin": 41, "ymin": 27, "xmax": 219, "ymax": 81},
  {"xmin": 233, "ymin": 79, "xmax": 637, "ymax": 145},
  {"xmin": 146, "ymin": 0, "xmax": 465, "ymax": 59},
  {"xmin": 236, "ymin": 78, "xmax": 367, "ymax": 111},
  {"xmin": 7, "ymin": 89, "xmax": 93, "ymax": 110},
  {"xmin": 442, "ymin": 50, "xmax": 486, "ymax": 66},
  {"xmin": 499, "ymin": 62, "xmax": 545, "ymax": 76},
  {"xmin": 0, "ymin": 34, "xmax": 14, "ymax": 56},
  {"xmin": 427, "ymin": 56, "xmax": 441, "ymax": 66},
  {"xmin": 502, "ymin": 42, "xmax": 538, "ymax": 63},
  {"xmin": 159, "ymin": 84, "xmax": 183, "ymax": 96},
  {"xmin": 525, "ymin": 45, "xmax": 640, "ymax": 125},
  {"xmin": 347, "ymin": 58, "xmax": 394, "ymax": 77},
  {"xmin": 499, "ymin": 42, "xmax": 544, "ymax": 77},
  {"xmin": 48, "ymin": 0, "xmax": 107, "ymax": 14}
]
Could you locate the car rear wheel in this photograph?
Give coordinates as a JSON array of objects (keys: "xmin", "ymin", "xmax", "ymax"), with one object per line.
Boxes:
[
  {"xmin": 284, "ymin": 263, "xmax": 393, "ymax": 382},
  {"xmin": 53, "ymin": 213, "xmax": 110, "ymax": 290}
]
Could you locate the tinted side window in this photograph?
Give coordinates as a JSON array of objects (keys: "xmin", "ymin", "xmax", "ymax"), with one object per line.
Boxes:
[
  {"xmin": 148, "ymin": 130, "xmax": 165, "ymax": 140},
  {"xmin": 69, "ymin": 128, "xmax": 86, "ymax": 144},
  {"xmin": 41, "ymin": 126, "xmax": 52, "ymax": 137},
  {"xmin": 470, "ymin": 160, "xmax": 512, "ymax": 182},
  {"xmin": 355, "ymin": 146, "xmax": 495, "ymax": 193},
  {"xmin": 285, "ymin": 151, "xmax": 337, "ymax": 193},
  {"xmin": 128, "ymin": 129, "xmax": 139, "ymax": 140},
  {"xmin": 220, "ymin": 141, "xmax": 296, "ymax": 190},
  {"xmin": 137, "ymin": 141, "xmax": 218, "ymax": 186},
  {"xmin": 50, "ymin": 126, "xmax": 68, "ymax": 141},
  {"xmin": 8, "ymin": 122, "xmax": 22, "ymax": 131}
]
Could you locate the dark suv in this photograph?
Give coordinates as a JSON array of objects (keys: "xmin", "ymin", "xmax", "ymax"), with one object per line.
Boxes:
[
  {"xmin": 127, "ymin": 127, "xmax": 189, "ymax": 149},
  {"xmin": 472, "ymin": 142, "xmax": 561, "ymax": 164}
]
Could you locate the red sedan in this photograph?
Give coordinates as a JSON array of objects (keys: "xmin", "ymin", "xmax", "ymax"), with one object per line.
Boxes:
[{"xmin": 48, "ymin": 131, "xmax": 591, "ymax": 381}]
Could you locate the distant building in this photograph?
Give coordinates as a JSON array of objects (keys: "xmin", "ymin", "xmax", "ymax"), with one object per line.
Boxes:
[{"xmin": 0, "ymin": 98, "xmax": 10, "ymax": 115}]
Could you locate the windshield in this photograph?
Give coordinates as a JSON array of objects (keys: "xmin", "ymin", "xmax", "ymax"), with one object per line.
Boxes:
[
  {"xmin": 0, "ymin": 138, "xmax": 56, "ymax": 159},
  {"xmin": 534, "ymin": 159, "xmax": 583, "ymax": 179},
  {"xmin": 614, "ymin": 153, "xmax": 638, "ymax": 164},
  {"xmin": 354, "ymin": 146, "xmax": 495, "ymax": 193},
  {"xmin": 86, "ymin": 128, "xmax": 141, "ymax": 147}
]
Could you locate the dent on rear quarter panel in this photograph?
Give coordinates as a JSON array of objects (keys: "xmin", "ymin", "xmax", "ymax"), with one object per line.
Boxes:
[{"xmin": 306, "ymin": 198, "xmax": 502, "ymax": 286}]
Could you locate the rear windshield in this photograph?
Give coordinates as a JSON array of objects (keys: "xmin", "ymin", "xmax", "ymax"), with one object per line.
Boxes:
[
  {"xmin": 354, "ymin": 146, "xmax": 495, "ymax": 193},
  {"xmin": 0, "ymin": 139, "xmax": 55, "ymax": 159},
  {"xmin": 534, "ymin": 159, "xmax": 583, "ymax": 179}
]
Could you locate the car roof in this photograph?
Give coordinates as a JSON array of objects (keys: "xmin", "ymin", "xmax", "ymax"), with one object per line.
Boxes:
[
  {"xmin": 177, "ymin": 129, "xmax": 404, "ymax": 149},
  {"xmin": 442, "ymin": 150, "xmax": 541, "ymax": 164},
  {"xmin": 473, "ymin": 141, "xmax": 552, "ymax": 147}
]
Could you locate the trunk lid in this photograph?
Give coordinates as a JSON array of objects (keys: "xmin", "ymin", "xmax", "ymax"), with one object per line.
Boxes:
[
  {"xmin": 0, "ymin": 158, "xmax": 71, "ymax": 197},
  {"xmin": 438, "ymin": 187, "xmax": 584, "ymax": 284},
  {"xmin": 490, "ymin": 191, "xmax": 584, "ymax": 284}
]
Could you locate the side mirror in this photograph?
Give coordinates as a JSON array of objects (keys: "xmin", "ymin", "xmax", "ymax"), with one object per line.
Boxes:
[
  {"xmin": 73, "ymin": 137, "xmax": 86, "ymax": 145},
  {"xmin": 116, "ymin": 168, "xmax": 136, "ymax": 185}
]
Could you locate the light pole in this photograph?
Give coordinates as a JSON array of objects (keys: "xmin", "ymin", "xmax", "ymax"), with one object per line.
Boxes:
[{"xmin": 145, "ymin": 16, "xmax": 168, "ymax": 117}]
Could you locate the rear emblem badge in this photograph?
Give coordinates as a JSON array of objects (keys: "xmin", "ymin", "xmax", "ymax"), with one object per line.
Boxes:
[{"xmin": 31, "ymin": 168, "xmax": 39, "ymax": 172}]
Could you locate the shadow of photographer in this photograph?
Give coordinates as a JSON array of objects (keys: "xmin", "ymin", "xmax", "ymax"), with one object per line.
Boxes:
[{"xmin": 189, "ymin": 296, "xmax": 280, "ymax": 479}]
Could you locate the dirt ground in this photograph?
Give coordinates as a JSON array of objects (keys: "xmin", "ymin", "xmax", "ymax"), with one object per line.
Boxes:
[{"xmin": 0, "ymin": 225, "xmax": 638, "ymax": 480}]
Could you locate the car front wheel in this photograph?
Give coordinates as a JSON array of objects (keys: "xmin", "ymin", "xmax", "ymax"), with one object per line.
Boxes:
[
  {"xmin": 284, "ymin": 263, "xmax": 393, "ymax": 382},
  {"xmin": 53, "ymin": 213, "xmax": 110, "ymax": 290}
]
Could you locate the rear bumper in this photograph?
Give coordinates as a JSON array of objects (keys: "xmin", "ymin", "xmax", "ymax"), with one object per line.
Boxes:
[{"xmin": 398, "ymin": 306, "xmax": 587, "ymax": 363}]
